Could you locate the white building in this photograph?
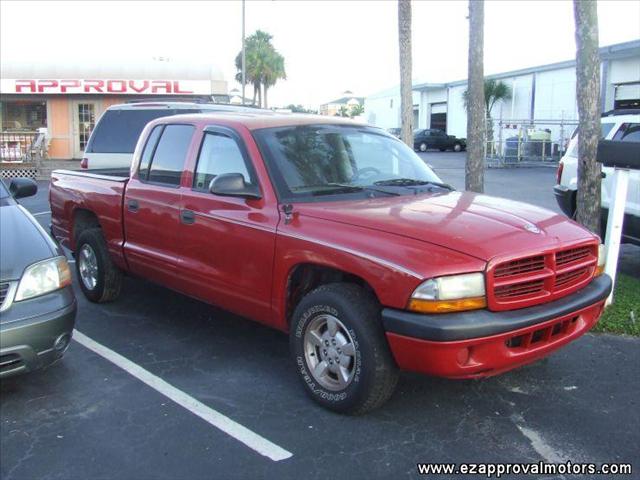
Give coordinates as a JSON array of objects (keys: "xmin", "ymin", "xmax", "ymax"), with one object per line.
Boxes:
[{"xmin": 365, "ymin": 40, "xmax": 640, "ymax": 143}]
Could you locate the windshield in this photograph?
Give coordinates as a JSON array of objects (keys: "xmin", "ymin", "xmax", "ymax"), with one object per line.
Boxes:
[
  {"xmin": 254, "ymin": 125, "xmax": 443, "ymax": 201},
  {"xmin": 0, "ymin": 180, "xmax": 9, "ymax": 199},
  {"xmin": 565, "ymin": 122, "xmax": 616, "ymax": 158}
]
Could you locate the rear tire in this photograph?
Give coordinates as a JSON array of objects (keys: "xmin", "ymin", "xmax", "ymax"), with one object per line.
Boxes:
[
  {"xmin": 290, "ymin": 283, "xmax": 399, "ymax": 414},
  {"xmin": 76, "ymin": 228, "xmax": 122, "ymax": 303},
  {"xmin": 419, "ymin": 142, "xmax": 427, "ymax": 152}
]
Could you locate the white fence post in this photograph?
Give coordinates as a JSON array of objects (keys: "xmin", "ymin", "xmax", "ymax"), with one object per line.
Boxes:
[{"xmin": 603, "ymin": 167, "xmax": 630, "ymax": 306}]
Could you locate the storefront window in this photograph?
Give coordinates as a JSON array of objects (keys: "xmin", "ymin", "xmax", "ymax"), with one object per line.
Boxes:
[{"xmin": 1, "ymin": 101, "xmax": 47, "ymax": 131}]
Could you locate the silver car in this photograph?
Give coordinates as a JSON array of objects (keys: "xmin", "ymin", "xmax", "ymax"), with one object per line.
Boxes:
[{"xmin": 0, "ymin": 178, "xmax": 77, "ymax": 378}]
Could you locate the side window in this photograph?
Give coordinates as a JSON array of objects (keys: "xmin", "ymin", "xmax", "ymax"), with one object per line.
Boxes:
[
  {"xmin": 147, "ymin": 125, "xmax": 195, "ymax": 186},
  {"xmin": 138, "ymin": 125, "xmax": 163, "ymax": 180},
  {"xmin": 193, "ymin": 133, "xmax": 253, "ymax": 191},
  {"xmin": 612, "ymin": 123, "xmax": 640, "ymax": 142}
]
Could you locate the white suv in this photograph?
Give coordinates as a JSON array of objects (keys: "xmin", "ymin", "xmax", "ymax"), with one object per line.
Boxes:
[
  {"xmin": 553, "ymin": 110, "xmax": 640, "ymax": 245},
  {"xmin": 81, "ymin": 102, "xmax": 267, "ymax": 170}
]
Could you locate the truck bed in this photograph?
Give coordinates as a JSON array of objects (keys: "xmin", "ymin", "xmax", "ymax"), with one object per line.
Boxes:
[{"xmin": 50, "ymin": 168, "xmax": 128, "ymax": 268}]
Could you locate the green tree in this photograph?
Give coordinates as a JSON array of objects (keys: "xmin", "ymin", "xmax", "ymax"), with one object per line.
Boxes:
[
  {"xmin": 337, "ymin": 105, "xmax": 350, "ymax": 117},
  {"xmin": 286, "ymin": 104, "xmax": 317, "ymax": 114},
  {"xmin": 262, "ymin": 48, "xmax": 286, "ymax": 109},
  {"xmin": 349, "ymin": 104, "xmax": 365, "ymax": 118},
  {"xmin": 235, "ymin": 30, "xmax": 286, "ymax": 108},
  {"xmin": 463, "ymin": 78, "xmax": 512, "ymax": 150}
]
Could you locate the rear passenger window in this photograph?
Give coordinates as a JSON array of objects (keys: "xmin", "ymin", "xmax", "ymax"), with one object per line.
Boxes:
[
  {"xmin": 147, "ymin": 125, "xmax": 195, "ymax": 186},
  {"xmin": 138, "ymin": 126, "xmax": 163, "ymax": 180},
  {"xmin": 88, "ymin": 109, "xmax": 195, "ymax": 153},
  {"xmin": 193, "ymin": 133, "xmax": 253, "ymax": 191},
  {"xmin": 612, "ymin": 123, "xmax": 640, "ymax": 142}
]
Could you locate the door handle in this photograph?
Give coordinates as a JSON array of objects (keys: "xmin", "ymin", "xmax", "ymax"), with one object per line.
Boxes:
[
  {"xmin": 127, "ymin": 199, "xmax": 139, "ymax": 212},
  {"xmin": 180, "ymin": 209, "xmax": 196, "ymax": 224}
]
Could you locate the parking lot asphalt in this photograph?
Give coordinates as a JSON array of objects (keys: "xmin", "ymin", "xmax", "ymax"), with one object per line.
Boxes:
[{"xmin": 2, "ymin": 157, "xmax": 639, "ymax": 480}]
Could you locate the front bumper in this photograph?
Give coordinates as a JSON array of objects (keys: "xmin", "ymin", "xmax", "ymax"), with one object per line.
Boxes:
[
  {"xmin": 0, "ymin": 286, "xmax": 77, "ymax": 378},
  {"xmin": 382, "ymin": 275, "xmax": 611, "ymax": 379},
  {"xmin": 553, "ymin": 184, "xmax": 575, "ymax": 217}
]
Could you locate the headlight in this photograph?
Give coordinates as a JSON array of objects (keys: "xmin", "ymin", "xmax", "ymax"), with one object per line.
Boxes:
[
  {"xmin": 408, "ymin": 272, "xmax": 486, "ymax": 313},
  {"xmin": 595, "ymin": 244, "xmax": 606, "ymax": 276},
  {"xmin": 15, "ymin": 257, "xmax": 72, "ymax": 302}
]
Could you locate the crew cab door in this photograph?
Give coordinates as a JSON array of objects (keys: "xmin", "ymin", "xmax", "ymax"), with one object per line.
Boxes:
[
  {"xmin": 123, "ymin": 123, "xmax": 196, "ymax": 287},
  {"xmin": 177, "ymin": 126, "xmax": 279, "ymax": 324}
]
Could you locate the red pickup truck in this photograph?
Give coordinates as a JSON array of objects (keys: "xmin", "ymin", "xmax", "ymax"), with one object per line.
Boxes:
[{"xmin": 50, "ymin": 113, "xmax": 612, "ymax": 414}]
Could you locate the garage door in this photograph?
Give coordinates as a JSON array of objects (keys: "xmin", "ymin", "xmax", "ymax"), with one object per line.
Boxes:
[{"xmin": 614, "ymin": 83, "xmax": 640, "ymax": 109}]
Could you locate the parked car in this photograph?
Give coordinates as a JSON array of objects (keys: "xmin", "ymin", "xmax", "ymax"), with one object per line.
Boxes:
[
  {"xmin": 554, "ymin": 110, "xmax": 640, "ymax": 245},
  {"xmin": 0, "ymin": 178, "xmax": 76, "ymax": 378},
  {"xmin": 51, "ymin": 113, "xmax": 610, "ymax": 414},
  {"xmin": 414, "ymin": 129, "xmax": 466, "ymax": 152},
  {"xmin": 81, "ymin": 102, "xmax": 270, "ymax": 170},
  {"xmin": 387, "ymin": 127, "xmax": 401, "ymax": 138}
]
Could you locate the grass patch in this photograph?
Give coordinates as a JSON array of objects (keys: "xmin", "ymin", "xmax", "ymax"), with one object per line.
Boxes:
[{"xmin": 593, "ymin": 274, "xmax": 640, "ymax": 336}]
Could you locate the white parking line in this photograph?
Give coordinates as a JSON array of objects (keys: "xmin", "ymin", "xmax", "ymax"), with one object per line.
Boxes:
[
  {"xmin": 72, "ymin": 329, "xmax": 293, "ymax": 462},
  {"xmin": 515, "ymin": 424, "xmax": 567, "ymax": 464},
  {"xmin": 31, "ymin": 211, "xmax": 51, "ymax": 216}
]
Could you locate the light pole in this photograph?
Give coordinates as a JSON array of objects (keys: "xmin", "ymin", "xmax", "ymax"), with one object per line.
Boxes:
[{"xmin": 241, "ymin": 0, "xmax": 246, "ymax": 105}]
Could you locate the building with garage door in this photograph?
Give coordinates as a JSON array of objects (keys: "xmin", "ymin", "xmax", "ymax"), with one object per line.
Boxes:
[
  {"xmin": 0, "ymin": 58, "xmax": 228, "ymax": 165},
  {"xmin": 365, "ymin": 40, "xmax": 640, "ymax": 145}
]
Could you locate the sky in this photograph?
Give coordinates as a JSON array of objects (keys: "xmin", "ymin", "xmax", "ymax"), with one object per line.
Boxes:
[{"xmin": 1, "ymin": 0, "xmax": 639, "ymax": 109}]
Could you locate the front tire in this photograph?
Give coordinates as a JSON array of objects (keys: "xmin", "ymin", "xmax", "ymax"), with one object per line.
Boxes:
[
  {"xmin": 290, "ymin": 283, "xmax": 399, "ymax": 414},
  {"xmin": 419, "ymin": 142, "xmax": 427, "ymax": 152},
  {"xmin": 453, "ymin": 143, "xmax": 462, "ymax": 152},
  {"xmin": 76, "ymin": 228, "xmax": 122, "ymax": 303}
]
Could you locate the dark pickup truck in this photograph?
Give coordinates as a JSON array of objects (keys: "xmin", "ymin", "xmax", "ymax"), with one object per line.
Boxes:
[
  {"xmin": 414, "ymin": 129, "xmax": 466, "ymax": 152},
  {"xmin": 50, "ymin": 113, "xmax": 611, "ymax": 414}
]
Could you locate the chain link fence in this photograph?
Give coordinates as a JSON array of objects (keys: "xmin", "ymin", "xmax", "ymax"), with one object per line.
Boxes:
[{"xmin": 485, "ymin": 117, "xmax": 578, "ymax": 167}]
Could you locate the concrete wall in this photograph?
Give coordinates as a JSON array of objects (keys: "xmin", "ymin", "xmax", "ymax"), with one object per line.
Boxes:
[
  {"xmin": 364, "ymin": 89, "xmax": 420, "ymax": 129},
  {"xmin": 446, "ymin": 85, "xmax": 467, "ymax": 138}
]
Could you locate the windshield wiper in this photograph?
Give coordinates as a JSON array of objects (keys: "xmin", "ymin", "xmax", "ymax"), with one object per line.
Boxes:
[
  {"xmin": 293, "ymin": 183, "xmax": 400, "ymax": 196},
  {"xmin": 373, "ymin": 178, "xmax": 454, "ymax": 190}
]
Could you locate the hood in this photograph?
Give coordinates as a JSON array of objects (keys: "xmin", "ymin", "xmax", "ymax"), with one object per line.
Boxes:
[
  {"xmin": 296, "ymin": 191, "xmax": 597, "ymax": 262},
  {"xmin": 0, "ymin": 204, "xmax": 58, "ymax": 281}
]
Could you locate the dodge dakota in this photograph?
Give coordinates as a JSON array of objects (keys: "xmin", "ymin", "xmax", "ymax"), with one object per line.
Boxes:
[{"xmin": 50, "ymin": 113, "xmax": 612, "ymax": 414}]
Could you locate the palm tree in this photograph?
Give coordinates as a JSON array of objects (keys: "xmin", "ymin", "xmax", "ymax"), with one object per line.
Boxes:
[
  {"xmin": 398, "ymin": 0, "xmax": 413, "ymax": 147},
  {"xmin": 573, "ymin": 0, "xmax": 601, "ymax": 235},
  {"xmin": 462, "ymin": 78, "xmax": 513, "ymax": 152},
  {"xmin": 464, "ymin": 78, "xmax": 512, "ymax": 149},
  {"xmin": 235, "ymin": 50, "xmax": 260, "ymax": 106},
  {"xmin": 234, "ymin": 30, "xmax": 286, "ymax": 108},
  {"xmin": 262, "ymin": 48, "xmax": 286, "ymax": 109},
  {"xmin": 465, "ymin": 0, "xmax": 485, "ymax": 193},
  {"xmin": 337, "ymin": 105, "xmax": 350, "ymax": 117},
  {"xmin": 349, "ymin": 104, "xmax": 365, "ymax": 118}
]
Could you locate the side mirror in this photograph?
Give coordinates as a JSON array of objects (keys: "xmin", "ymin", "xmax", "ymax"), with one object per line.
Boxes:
[
  {"xmin": 9, "ymin": 178, "xmax": 38, "ymax": 199},
  {"xmin": 209, "ymin": 173, "xmax": 261, "ymax": 199}
]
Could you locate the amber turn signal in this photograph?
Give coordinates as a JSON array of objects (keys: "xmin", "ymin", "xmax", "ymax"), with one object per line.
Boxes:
[
  {"xmin": 595, "ymin": 244, "xmax": 606, "ymax": 277},
  {"xmin": 408, "ymin": 296, "xmax": 487, "ymax": 314}
]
